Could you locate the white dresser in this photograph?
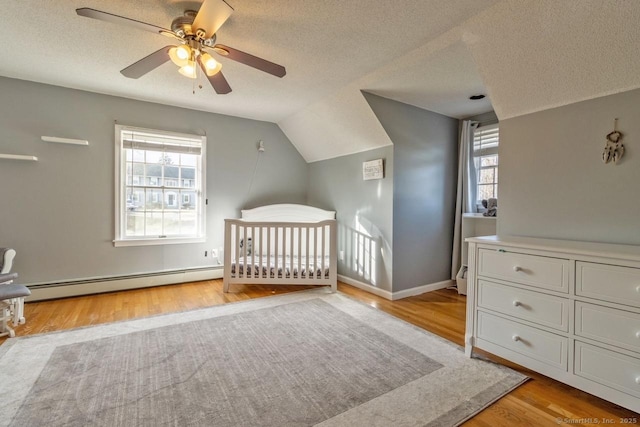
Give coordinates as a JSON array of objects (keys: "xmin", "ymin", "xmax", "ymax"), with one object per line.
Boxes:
[{"xmin": 465, "ymin": 235, "xmax": 640, "ymax": 413}]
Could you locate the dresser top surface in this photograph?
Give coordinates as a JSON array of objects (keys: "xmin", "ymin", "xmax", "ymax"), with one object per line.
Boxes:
[{"xmin": 467, "ymin": 235, "xmax": 640, "ymax": 262}]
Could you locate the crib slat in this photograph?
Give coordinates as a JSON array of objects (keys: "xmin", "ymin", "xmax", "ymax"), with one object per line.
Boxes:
[
  {"xmin": 320, "ymin": 226, "xmax": 327, "ymax": 279},
  {"xmin": 234, "ymin": 223, "xmax": 239, "ymax": 278},
  {"xmin": 274, "ymin": 227, "xmax": 279, "ymax": 279},
  {"xmin": 243, "ymin": 225, "xmax": 248, "ymax": 279},
  {"xmin": 251, "ymin": 226, "xmax": 255, "ymax": 278},
  {"xmin": 314, "ymin": 226, "xmax": 318, "ymax": 279},
  {"xmin": 304, "ymin": 226, "xmax": 310, "ymax": 279},
  {"xmin": 266, "ymin": 227, "xmax": 271, "ymax": 279},
  {"xmin": 287, "ymin": 226, "xmax": 300, "ymax": 279},
  {"xmin": 253, "ymin": 227, "xmax": 264, "ymax": 279},
  {"xmin": 329, "ymin": 220, "xmax": 337, "ymax": 291},
  {"xmin": 296, "ymin": 227, "xmax": 301, "ymax": 280}
]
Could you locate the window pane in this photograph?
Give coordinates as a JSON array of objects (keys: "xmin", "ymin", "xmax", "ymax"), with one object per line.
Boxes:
[
  {"xmin": 145, "ymin": 211, "xmax": 163, "ymax": 236},
  {"xmin": 181, "ymin": 167, "xmax": 196, "ymax": 188},
  {"xmin": 181, "ymin": 154, "xmax": 197, "ymax": 167},
  {"xmin": 133, "ymin": 149, "xmax": 144, "ymax": 162},
  {"xmin": 147, "ymin": 189, "xmax": 163, "ymax": 209},
  {"xmin": 179, "ymin": 211, "xmax": 197, "ymax": 235},
  {"xmin": 481, "ymin": 155, "xmax": 498, "ymax": 167},
  {"xmin": 164, "ymin": 191, "xmax": 178, "ymax": 210},
  {"xmin": 125, "ymin": 211, "xmax": 145, "ymax": 236},
  {"xmin": 161, "ymin": 152, "xmax": 179, "ymax": 165},
  {"xmin": 132, "ymin": 190, "xmax": 145, "ymax": 210},
  {"xmin": 479, "ymin": 168, "xmax": 495, "ymax": 184},
  {"xmin": 164, "ymin": 166, "xmax": 179, "ymax": 186},
  {"xmin": 163, "ymin": 212, "xmax": 181, "ymax": 235},
  {"xmin": 146, "ymin": 151, "xmax": 162, "ymax": 164},
  {"xmin": 478, "ymin": 184, "xmax": 496, "ymax": 200}
]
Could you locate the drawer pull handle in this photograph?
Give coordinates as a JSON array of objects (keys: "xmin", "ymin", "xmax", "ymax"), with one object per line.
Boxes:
[
  {"xmin": 512, "ymin": 335, "xmax": 521, "ymax": 342},
  {"xmin": 513, "ymin": 266, "xmax": 522, "ymax": 272},
  {"xmin": 513, "ymin": 300, "xmax": 522, "ymax": 307}
]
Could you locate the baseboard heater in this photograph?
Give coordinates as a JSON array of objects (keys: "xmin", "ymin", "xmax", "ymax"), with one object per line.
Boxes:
[{"xmin": 26, "ymin": 266, "xmax": 223, "ymax": 302}]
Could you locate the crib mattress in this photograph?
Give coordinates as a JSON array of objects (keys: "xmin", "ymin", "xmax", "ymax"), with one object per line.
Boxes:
[{"xmin": 231, "ymin": 255, "xmax": 331, "ymax": 279}]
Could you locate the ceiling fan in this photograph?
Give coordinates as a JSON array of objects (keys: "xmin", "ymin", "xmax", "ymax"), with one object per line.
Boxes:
[{"xmin": 76, "ymin": 0, "xmax": 286, "ymax": 94}]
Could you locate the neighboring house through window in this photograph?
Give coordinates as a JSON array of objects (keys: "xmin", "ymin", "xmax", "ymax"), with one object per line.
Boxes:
[
  {"xmin": 115, "ymin": 125, "xmax": 206, "ymax": 246},
  {"xmin": 473, "ymin": 124, "xmax": 499, "ymax": 206}
]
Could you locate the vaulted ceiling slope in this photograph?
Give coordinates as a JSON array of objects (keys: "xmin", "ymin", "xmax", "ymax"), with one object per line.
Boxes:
[
  {"xmin": 1, "ymin": 1, "xmax": 639, "ymax": 163},
  {"xmin": 284, "ymin": 0, "xmax": 640, "ymax": 162}
]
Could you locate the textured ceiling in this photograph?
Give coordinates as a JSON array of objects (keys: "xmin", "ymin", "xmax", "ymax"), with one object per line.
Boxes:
[
  {"xmin": 463, "ymin": 0, "xmax": 640, "ymax": 120},
  {"xmin": 1, "ymin": 1, "xmax": 639, "ymax": 162}
]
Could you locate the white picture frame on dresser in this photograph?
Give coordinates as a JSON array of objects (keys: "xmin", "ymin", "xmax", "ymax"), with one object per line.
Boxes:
[{"xmin": 465, "ymin": 235, "xmax": 640, "ymax": 413}]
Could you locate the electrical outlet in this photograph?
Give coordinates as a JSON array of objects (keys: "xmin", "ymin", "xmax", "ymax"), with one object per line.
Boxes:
[
  {"xmin": 211, "ymin": 249, "xmax": 217, "ymax": 258},
  {"xmin": 339, "ymin": 250, "xmax": 344, "ymax": 261}
]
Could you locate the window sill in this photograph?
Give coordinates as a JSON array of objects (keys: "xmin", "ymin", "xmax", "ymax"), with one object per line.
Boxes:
[{"xmin": 113, "ymin": 237, "xmax": 206, "ymax": 247}]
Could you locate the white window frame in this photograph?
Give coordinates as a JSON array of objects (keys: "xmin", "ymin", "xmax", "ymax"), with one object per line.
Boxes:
[
  {"xmin": 473, "ymin": 124, "xmax": 499, "ymax": 205},
  {"xmin": 114, "ymin": 124, "xmax": 206, "ymax": 247}
]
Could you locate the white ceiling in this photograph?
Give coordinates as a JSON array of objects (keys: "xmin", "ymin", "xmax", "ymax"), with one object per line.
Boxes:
[{"xmin": 1, "ymin": 0, "xmax": 640, "ymax": 162}]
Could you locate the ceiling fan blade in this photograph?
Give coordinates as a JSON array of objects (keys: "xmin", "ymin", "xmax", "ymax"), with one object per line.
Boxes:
[
  {"xmin": 213, "ymin": 44, "xmax": 286, "ymax": 78},
  {"xmin": 197, "ymin": 57, "xmax": 232, "ymax": 94},
  {"xmin": 76, "ymin": 8, "xmax": 176, "ymax": 38},
  {"xmin": 121, "ymin": 46, "xmax": 173, "ymax": 79},
  {"xmin": 192, "ymin": 0, "xmax": 234, "ymax": 39}
]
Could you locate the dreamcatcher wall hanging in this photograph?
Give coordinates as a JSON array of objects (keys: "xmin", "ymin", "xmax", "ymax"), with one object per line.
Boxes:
[{"xmin": 602, "ymin": 118, "xmax": 625, "ymax": 164}]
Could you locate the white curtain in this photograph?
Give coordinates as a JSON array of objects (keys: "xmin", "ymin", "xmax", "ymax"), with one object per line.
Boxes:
[{"xmin": 451, "ymin": 120, "xmax": 479, "ymax": 279}]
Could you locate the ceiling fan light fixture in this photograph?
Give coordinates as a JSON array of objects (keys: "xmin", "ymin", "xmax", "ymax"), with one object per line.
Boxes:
[
  {"xmin": 169, "ymin": 45, "xmax": 191, "ymax": 66},
  {"xmin": 178, "ymin": 61, "xmax": 197, "ymax": 79},
  {"xmin": 201, "ymin": 52, "xmax": 222, "ymax": 76}
]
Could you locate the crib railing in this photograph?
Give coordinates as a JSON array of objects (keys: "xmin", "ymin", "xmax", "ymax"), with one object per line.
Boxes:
[{"xmin": 223, "ymin": 219, "xmax": 337, "ymax": 292}]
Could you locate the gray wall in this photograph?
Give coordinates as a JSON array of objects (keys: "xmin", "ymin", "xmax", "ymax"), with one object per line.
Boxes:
[
  {"xmin": 364, "ymin": 93, "xmax": 459, "ymax": 292},
  {"xmin": 307, "ymin": 146, "xmax": 394, "ymax": 292},
  {"xmin": 499, "ymin": 88, "xmax": 640, "ymax": 245},
  {"xmin": 0, "ymin": 77, "xmax": 308, "ymax": 284}
]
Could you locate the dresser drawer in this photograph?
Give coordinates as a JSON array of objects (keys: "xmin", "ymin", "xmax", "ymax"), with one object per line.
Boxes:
[
  {"xmin": 575, "ymin": 341, "xmax": 640, "ymax": 398},
  {"xmin": 478, "ymin": 280, "xmax": 569, "ymax": 331},
  {"xmin": 576, "ymin": 302, "xmax": 640, "ymax": 352},
  {"xmin": 577, "ymin": 262, "xmax": 640, "ymax": 308},
  {"xmin": 477, "ymin": 311, "xmax": 568, "ymax": 370},
  {"xmin": 478, "ymin": 249, "xmax": 569, "ymax": 292}
]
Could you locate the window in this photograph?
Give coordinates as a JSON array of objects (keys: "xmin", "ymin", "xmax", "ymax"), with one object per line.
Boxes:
[
  {"xmin": 473, "ymin": 124, "xmax": 499, "ymax": 203},
  {"xmin": 115, "ymin": 125, "xmax": 206, "ymax": 246}
]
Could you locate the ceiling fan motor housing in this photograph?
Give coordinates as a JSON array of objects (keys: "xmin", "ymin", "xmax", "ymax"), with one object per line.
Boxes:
[{"xmin": 171, "ymin": 11, "xmax": 213, "ymax": 44}]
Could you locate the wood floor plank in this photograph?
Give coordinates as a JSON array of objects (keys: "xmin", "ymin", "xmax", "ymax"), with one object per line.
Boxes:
[{"xmin": 1, "ymin": 280, "xmax": 638, "ymax": 425}]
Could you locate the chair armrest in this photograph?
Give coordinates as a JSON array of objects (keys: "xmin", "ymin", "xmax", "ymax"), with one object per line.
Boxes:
[
  {"xmin": 0, "ymin": 248, "xmax": 16, "ymax": 274},
  {"xmin": 0, "ymin": 272, "xmax": 18, "ymax": 284}
]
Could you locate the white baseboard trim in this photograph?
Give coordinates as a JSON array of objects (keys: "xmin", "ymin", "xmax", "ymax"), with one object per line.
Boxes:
[
  {"xmin": 337, "ymin": 275, "xmax": 393, "ymax": 300},
  {"xmin": 391, "ymin": 279, "xmax": 454, "ymax": 300},
  {"xmin": 337, "ymin": 275, "xmax": 454, "ymax": 301},
  {"xmin": 27, "ymin": 267, "xmax": 223, "ymax": 302}
]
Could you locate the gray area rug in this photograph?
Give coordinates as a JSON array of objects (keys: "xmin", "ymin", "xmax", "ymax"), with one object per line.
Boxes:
[{"xmin": 0, "ymin": 290, "xmax": 527, "ymax": 426}]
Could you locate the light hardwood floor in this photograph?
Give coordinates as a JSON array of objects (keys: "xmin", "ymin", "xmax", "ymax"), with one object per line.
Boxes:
[{"xmin": 2, "ymin": 280, "xmax": 638, "ymax": 425}]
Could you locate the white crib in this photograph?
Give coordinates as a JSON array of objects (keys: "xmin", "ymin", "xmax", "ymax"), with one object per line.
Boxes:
[{"xmin": 223, "ymin": 204, "xmax": 337, "ymax": 292}]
